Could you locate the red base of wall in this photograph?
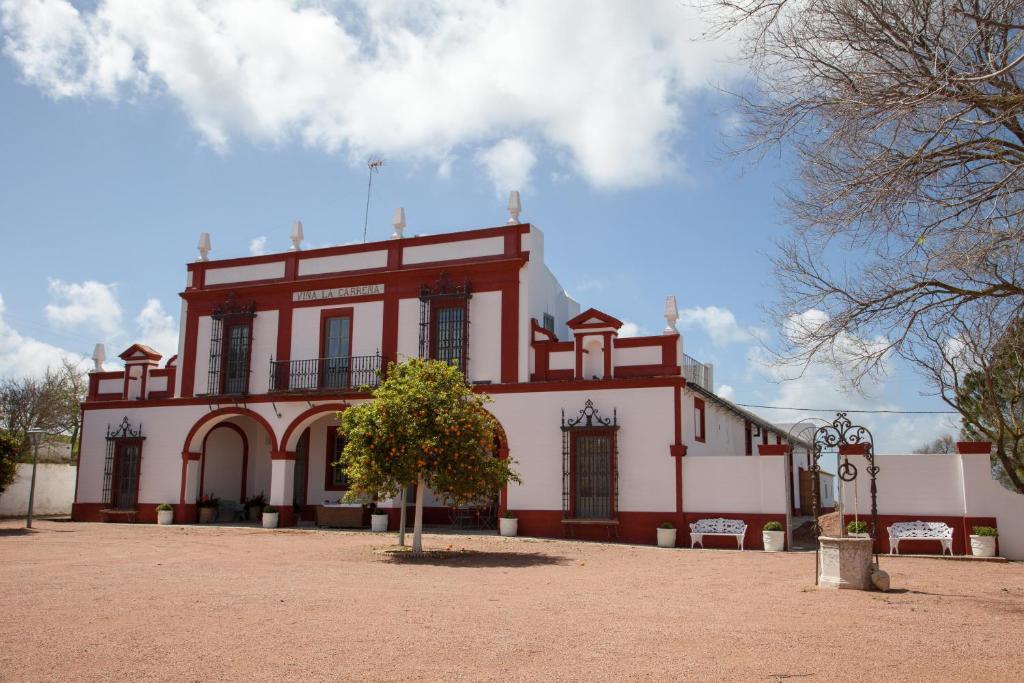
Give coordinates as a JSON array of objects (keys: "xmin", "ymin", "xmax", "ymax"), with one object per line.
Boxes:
[
  {"xmin": 843, "ymin": 514, "xmax": 998, "ymax": 556},
  {"xmin": 514, "ymin": 510, "xmax": 789, "ymax": 549}
]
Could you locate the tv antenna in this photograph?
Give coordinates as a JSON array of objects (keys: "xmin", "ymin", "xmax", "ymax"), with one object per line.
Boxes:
[{"xmin": 362, "ymin": 157, "xmax": 385, "ymax": 243}]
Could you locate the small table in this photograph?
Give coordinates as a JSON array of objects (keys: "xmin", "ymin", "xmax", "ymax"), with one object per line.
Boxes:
[{"xmin": 316, "ymin": 504, "xmax": 364, "ymax": 528}]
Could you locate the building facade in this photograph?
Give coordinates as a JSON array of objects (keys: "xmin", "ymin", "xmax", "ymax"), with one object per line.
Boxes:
[{"xmin": 74, "ymin": 216, "xmax": 799, "ymax": 546}]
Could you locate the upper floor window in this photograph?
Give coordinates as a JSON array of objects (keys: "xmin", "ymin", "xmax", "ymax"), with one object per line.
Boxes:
[
  {"xmin": 419, "ymin": 273, "xmax": 471, "ymax": 374},
  {"xmin": 542, "ymin": 312, "xmax": 555, "ymax": 333},
  {"xmin": 207, "ymin": 293, "xmax": 256, "ymax": 395},
  {"xmin": 694, "ymin": 397, "xmax": 706, "ymax": 443},
  {"xmin": 321, "ymin": 308, "xmax": 353, "ymax": 389}
]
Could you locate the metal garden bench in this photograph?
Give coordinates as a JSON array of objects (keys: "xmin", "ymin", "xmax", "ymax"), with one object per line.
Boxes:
[
  {"xmin": 689, "ymin": 518, "xmax": 747, "ymax": 550},
  {"xmin": 887, "ymin": 521, "xmax": 954, "ymax": 555}
]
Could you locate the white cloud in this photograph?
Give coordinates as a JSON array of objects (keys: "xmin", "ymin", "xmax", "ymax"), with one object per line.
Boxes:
[
  {"xmin": 619, "ymin": 321, "xmax": 640, "ymax": 338},
  {"xmin": 0, "ymin": 0, "xmax": 741, "ymax": 188},
  {"xmin": 475, "ymin": 138, "xmax": 536, "ymax": 195},
  {"xmin": 574, "ymin": 279, "xmax": 606, "ymax": 294},
  {"xmin": 681, "ymin": 305, "xmax": 763, "ymax": 345},
  {"xmin": 135, "ymin": 298, "xmax": 179, "ymax": 359},
  {"xmin": 0, "ymin": 293, "xmax": 87, "ymax": 378},
  {"xmin": 716, "ymin": 383, "xmax": 735, "ymax": 400},
  {"xmin": 45, "ymin": 279, "xmax": 122, "ymax": 336},
  {"xmin": 249, "ymin": 236, "xmax": 268, "ymax": 256}
]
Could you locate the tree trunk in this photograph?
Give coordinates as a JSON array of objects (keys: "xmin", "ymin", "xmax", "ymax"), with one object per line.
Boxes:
[
  {"xmin": 412, "ymin": 473, "xmax": 424, "ymax": 553},
  {"xmin": 398, "ymin": 484, "xmax": 407, "ymax": 546}
]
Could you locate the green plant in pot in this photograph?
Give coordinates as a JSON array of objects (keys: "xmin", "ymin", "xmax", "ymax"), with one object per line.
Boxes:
[
  {"xmin": 656, "ymin": 521, "xmax": 677, "ymax": 547},
  {"xmin": 155, "ymin": 502, "xmax": 174, "ymax": 525},
  {"xmin": 970, "ymin": 526, "xmax": 998, "ymax": 557},
  {"xmin": 262, "ymin": 505, "xmax": 279, "ymax": 529},
  {"xmin": 846, "ymin": 520, "xmax": 870, "ymax": 537},
  {"xmin": 762, "ymin": 520, "xmax": 785, "ymax": 551},
  {"xmin": 499, "ymin": 510, "xmax": 519, "ymax": 537},
  {"xmin": 763, "ymin": 521, "xmax": 783, "ymax": 532},
  {"xmin": 244, "ymin": 492, "xmax": 266, "ymax": 522}
]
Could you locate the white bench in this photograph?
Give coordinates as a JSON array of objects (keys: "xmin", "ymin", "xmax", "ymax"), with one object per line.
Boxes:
[
  {"xmin": 689, "ymin": 518, "xmax": 748, "ymax": 550},
  {"xmin": 888, "ymin": 521, "xmax": 954, "ymax": 555}
]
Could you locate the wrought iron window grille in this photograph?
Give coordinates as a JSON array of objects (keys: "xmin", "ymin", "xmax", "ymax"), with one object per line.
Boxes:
[
  {"xmin": 419, "ymin": 272, "xmax": 472, "ymax": 375},
  {"xmin": 561, "ymin": 400, "xmax": 619, "ymax": 520},
  {"xmin": 207, "ymin": 292, "xmax": 257, "ymax": 396},
  {"xmin": 102, "ymin": 417, "xmax": 145, "ymax": 509}
]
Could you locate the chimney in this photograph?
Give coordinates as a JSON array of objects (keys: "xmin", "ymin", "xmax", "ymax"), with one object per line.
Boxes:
[
  {"xmin": 91, "ymin": 343, "xmax": 106, "ymax": 372},
  {"xmin": 196, "ymin": 232, "xmax": 211, "ymax": 262},
  {"xmin": 507, "ymin": 191, "xmax": 522, "ymax": 224},
  {"xmin": 663, "ymin": 295, "xmax": 679, "ymax": 334},
  {"xmin": 289, "ymin": 220, "xmax": 304, "ymax": 251},
  {"xmin": 391, "ymin": 207, "xmax": 406, "ymax": 239}
]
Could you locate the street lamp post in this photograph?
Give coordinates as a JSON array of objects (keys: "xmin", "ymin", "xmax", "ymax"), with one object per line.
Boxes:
[{"xmin": 26, "ymin": 428, "xmax": 45, "ymax": 529}]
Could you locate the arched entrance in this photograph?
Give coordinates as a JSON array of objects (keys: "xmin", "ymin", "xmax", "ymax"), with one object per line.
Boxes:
[
  {"xmin": 180, "ymin": 408, "xmax": 278, "ymax": 523},
  {"xmin": 280, "ymin": 403, "xmax": 349, "ymax": 521}
]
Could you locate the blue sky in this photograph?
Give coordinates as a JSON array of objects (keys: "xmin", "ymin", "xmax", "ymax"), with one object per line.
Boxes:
[{"xmin": 0, "ymin": 0, "xmax": 959, "ymax": 451}]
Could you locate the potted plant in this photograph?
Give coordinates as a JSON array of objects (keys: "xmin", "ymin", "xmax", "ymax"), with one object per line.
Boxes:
[
  {"xmin": 156, "ymin": 503, "xmax": 174, "ymax": 525},
  {"xmin": 262, "ymin": 505, "xmax": 279, "ymax": 529},
  {"xmin": 244, "ymin": 492, "xmax": 266, "ymax": 522},
  {"xmin": 499, "ymin": 511, "xmax": 518, "ymax": 537},
  {"xmin": 846, "ymin": 520, "xmax": 870, "ymax": 538},
  {"xmin": 970, "ymin": 526, "xmax": 998, "ymax": 557},
  {"xmin": 762, "ymin": 521, "xmax": 785, "ymax": 551},
  {"xmin": 656, "ymin": 521, "xmax": 677, "ymax": 548},
  {"xmin": 197, "ymin": 495, "xmax": 219, "ymax": 524}
]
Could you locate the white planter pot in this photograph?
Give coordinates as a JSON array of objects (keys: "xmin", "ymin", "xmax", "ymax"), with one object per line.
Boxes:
[
  {"xmin": 656, "ymin": 527, "xmax": 677, "ymax": 548},
  {"xmin": 970, "ymin": 535, "xmax": 997, "ymax": 557},
  {"xmin": 157, "ymin": 509, "xmax": 174, "ymax": 525},
  {"xmin": 499, "ymin": 517, "xmax": 518, "ymax": 537},
  {"xmin": 262, "ymin": 512, "xmax": 279, "ymax": 529},
  {"xmin": 371, "ymin": 513, "xmax": 389, "ymax": 532},
  {"xmin": 763, "ymin": 530, "xmax": 785, "ymax": 552}
]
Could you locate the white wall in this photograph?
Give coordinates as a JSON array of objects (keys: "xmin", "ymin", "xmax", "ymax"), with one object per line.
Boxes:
[
  {"xmin": 249, "ymin": 310, "xmax": 278, "ymax": 394},
  {"xmin": 614, "ymin": 344, "xmax": 662, "ymax": 366},
  {"xmin": 683, "ymin": 456, "xmax": 788, "ymax": 514},
  {"xmin": 469, "ymin": 291, "xmax": 501, "ymax": 383},
  {"xmin": 397, "ymin": 298, "xmax": 420, "ymax": 363},
  {"xmin": 204, "ymin": 261, "xmax": 285, "ymax": 285},
  {"xmin": 290, "ymin": 301, "xmax": 384, "ymax": 361},
  {"xmin": 298, "ymin": 250, "xmax": 387, "ymax": 276},
  {"xmin": 403, "ymin": 236, "xmax": 504, "ymax": 264},
  {"xmin": 201, "ymin": 426, "xmax": 245, "ymax": 503},
  {"xmin": 0, "ymin": 463, "xmax": 77, "ymax": 517}
]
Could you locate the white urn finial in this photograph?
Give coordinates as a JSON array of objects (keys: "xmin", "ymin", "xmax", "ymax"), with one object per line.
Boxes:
[
  {"xmin": 663, "ymin": 295, "xmax": 679, "ymax": 334},
  {"xmin": 507, "ymin": 190, "xmax": 521, "ymax": 224},
  {"xmin": 290, "ymin": 220, "xmax": 304, "ymax": 251},
  {"xmin": 91, "ymin": 343, "xmax": 106, "ymax": 372},
  {"xmin": 197, "ymin": 232, "xmax": 211, "ymax": 262},
  {"xmin": 391, "ymin": 207, "xmax": 406, "ymax": 239}
]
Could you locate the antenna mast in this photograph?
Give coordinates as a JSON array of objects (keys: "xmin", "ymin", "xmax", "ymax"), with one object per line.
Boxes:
[{"xmin": 362, "ymin": 157, "xmax": 384, "ymax": 243}]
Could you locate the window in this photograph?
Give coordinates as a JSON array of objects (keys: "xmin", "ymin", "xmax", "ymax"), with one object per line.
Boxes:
[
  {"xmin": 694, "ymin": 397, "xmax": 706, "ymax": 443},
  {"xmin": 432, "ymin": 303, "xmax": 467, "ymax": 369},
  {"xmin": 542, "ymin": 312, "xmax": 555, "ymax": 333},
  {"xmin": 324, "ymin": 426, "xmax": 349, "ymax": 491},
  {"xmin": 207, "ymin": 293, "xmax": 256, "ymax": 395},
  {"xmin": 572, "ymin": 432, "xmax": 614, "ymax": 519},
  {"xmin": 561, "ymin": 399, "xmax": 618, "ymax": 521},
  {"xmin": 320, "ymin": 309, "xmax": 353, "ymax": 389},
  {"xmin": 102, "ymin": 417, "xmax": 144, "ymax": 510}
]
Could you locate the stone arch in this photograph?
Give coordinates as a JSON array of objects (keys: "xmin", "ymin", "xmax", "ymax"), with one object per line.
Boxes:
[
  {"xmin": 280, "ymin": 403, "xmax": 350, "ymax": 454},
  {"xmin": 182, "ymin": 407, "xmax": 279, "ymax": 456}
]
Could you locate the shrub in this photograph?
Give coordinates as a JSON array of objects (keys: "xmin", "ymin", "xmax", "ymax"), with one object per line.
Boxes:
[
  {"xmin": 263, "ymin": 505, "xmax": 278, "ymax": 514},
  {"xmin": 197, "ymin": 495, "xmax": 219, "ymax": 509},
  {"xmin": 658, "ymin": 522, "xmax": 675, "ymax": 530},
  {"xmin": 763, "ymin": 521, "xmax": 783, "ymax": 532},
  {"xmin": 973, "ymin": 526, "xmax": 998, "ymax": 537},
  {"xmin": 846, "ymin": 520, "xmax": 869, "ymax": 534},
  {"xmin": 244, "ymin": 492, "xmax": 266, "ymax": 508},
  {"xmin": 155, "ymin": 503, "xmax": 173, "ymax": 512},
  {"xmin": 502, "ymin": 510, "xmax": 517, "ymax": 519},
  {"xmin": 0, "ymin": 430, "xmax": 18, "ymax": 497}
]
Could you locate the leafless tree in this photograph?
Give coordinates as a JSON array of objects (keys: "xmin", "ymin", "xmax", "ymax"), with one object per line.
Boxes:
[
  {"xmin": 702, "ymin": 0, "xmax": 1024, "ymax": 386},
  {"xmin": 0, "ymin": 359, "xmax": 87, "ymax": 460},
  {"xmin": 912, "ymin": 434, "xmax": 958, "ymax": 454}
]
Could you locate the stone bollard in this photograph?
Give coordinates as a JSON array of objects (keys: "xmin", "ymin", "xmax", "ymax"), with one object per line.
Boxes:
[{"xmin": 818, "ymin": 536, "xmax": 874, "ymax": 590}]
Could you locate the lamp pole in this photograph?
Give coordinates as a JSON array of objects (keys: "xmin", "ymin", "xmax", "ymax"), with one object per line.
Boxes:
[{"xmin": 26, "ymin": 428, "xmax": 45, "ymax": 529}]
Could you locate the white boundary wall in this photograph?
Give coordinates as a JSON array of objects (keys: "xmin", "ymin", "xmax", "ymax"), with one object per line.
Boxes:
[
  {"xmin": 0, "ymin": 463, "xmax": 77, "ymax": 517},
  {"xmin": 683, "ymin": 456, "xmax": 787, "ymax": 513}
]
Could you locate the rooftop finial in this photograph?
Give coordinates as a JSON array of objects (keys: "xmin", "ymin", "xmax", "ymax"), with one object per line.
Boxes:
[
  {"xmin": 290, "ymin": 220, "xmax": 304, "ymax": 251},
  {"xmin": 92, "ymin": 343, "xmax": 106, "ymax": 372},
  {"xmin": 197, "ymin": 232, "xmax": 211, "ymax": 262},
  {"xmin": 663, "ymin": 295, "xmax": 679, "ymax": 334},
  {"xmin": 391, "ymin": 207, "xmax": 406, "ymax": 239},
  {"xmin": 507, "ymin": 190, "xmax": 521, "ymax": 224}
]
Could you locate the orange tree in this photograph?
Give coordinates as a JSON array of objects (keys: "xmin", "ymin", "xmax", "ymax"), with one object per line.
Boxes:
[{"xmin": 338, "ymin": 358, "xmax": 519, "ymax": 552}]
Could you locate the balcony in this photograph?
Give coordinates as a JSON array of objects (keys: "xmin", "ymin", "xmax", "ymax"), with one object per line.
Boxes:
[
  {"xmin": 270, "ymin": 354, "xmax": 384, "ymax": 393},
  {"xmin": 682, "ymin": 353, "xmax": 712, "ymax": 390}
]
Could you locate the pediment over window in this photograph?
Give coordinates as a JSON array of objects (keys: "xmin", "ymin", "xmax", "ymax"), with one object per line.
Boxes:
[
  {"xmin": 117, "ymin": 344, "xmax": 162, "ymax": 363},
  {"xmin": 566, "ymin": 308, "xmax": 623, "ymax": 331}
]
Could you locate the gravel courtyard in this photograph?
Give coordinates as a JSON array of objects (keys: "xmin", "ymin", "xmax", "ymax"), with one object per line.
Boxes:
[{"xmin": 1, "ymin": 520, "xmax": 1021, "ymax": 681}]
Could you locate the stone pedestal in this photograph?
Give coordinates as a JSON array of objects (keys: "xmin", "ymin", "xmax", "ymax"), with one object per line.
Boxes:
[{"xmin": 818, "ymin": 536, "xmax": 873, "ymax": 590}]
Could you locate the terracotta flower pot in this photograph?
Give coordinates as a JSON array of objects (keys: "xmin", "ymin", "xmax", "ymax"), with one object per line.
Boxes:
[
  {"xmin": 247, "ymin": 506, "xmax": 262, "ymax": 522},
  {"xmin": 198, "ymin": 506, "xmax": 217, "ymax": 524}
]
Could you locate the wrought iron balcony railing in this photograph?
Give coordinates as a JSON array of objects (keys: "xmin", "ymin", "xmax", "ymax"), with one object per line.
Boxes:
[
  {"xmin": 682, "ymin": 353, "xmax": 712, "ymax": 390},
  {"xmin": 269, "ymin": 354, "xmax": 383, "ymax": 393}
]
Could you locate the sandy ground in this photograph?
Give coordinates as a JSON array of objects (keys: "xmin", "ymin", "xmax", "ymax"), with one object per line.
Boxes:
[{"xmin": 1, "ymin": 520, "xmax": 1022, "ymax": 682}]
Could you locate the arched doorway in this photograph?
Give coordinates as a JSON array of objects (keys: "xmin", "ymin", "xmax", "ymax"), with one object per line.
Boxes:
[{"xmin": 200, "ymin": 422, "xmax": 247, "ymax": 505}]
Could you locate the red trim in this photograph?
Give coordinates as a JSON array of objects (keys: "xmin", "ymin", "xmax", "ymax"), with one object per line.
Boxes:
[
  {"xmin": 566, "ymin": 307, "xmax": 624, "ymax": 330},
  {"xmin": 602, "ymin": 332, "xmax": 612, "ymax": 379},
  {"xmin": 199, "ymin": 423, "xmax": 249, "ymax": 502},
  {"xmin": 280, "ymin": 403, "xmax": 349, "ymax": 452},
  {"xmin": 146, "ymin": 368, "xmax": 176, "ymax": 400},
  {"xmin": 758, "ymin": 444, "xmax": 790, "ymax": 456},
  {"xmin": 957, "ymin": 441, "xmax": 992, "ymax": 455},
  {"xmin": 838, "ymin": 443, "xmax": 869, "ymax": 456},
  {"xmin": 182, "ymin": 407, "xmax": 278, "ymax": 455},
  {"xmin": 118, "ymin": 343, "xmax": 163, "ymax": 362},
  {"xmin": 501, "ymin": 281, "xmax": 519, "ymax": 383},
  {"xmin": 531, "ymin": 317, "xmax": 558, "ymax": 342},
  {"xmin": 179, "ymin": 303, "xmax": 200, "ymax": 397},
  {"xmin": 694, "ymin": 397, "xmax": 706, "ymax": 443},
  {"xmin": 324, "ymin": 425, "xmax": 348, "ymax": 492}
]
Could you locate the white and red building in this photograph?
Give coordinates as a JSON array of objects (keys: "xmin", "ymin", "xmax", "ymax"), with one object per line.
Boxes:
[{"xmin": 74, "ymin": 208, "xmax": 824, "ymax": 548}]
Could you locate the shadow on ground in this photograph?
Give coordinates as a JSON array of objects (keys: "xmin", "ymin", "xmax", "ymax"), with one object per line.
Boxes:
[{"xmin": 376, "ymin": 548, "xmax": 570, "ymax": 568}]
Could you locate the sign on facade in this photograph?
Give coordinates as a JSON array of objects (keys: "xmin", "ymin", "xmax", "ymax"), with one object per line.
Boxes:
[{"xmin": 292, "ymin": 284, "xmax": 385, "ymax": 302}]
